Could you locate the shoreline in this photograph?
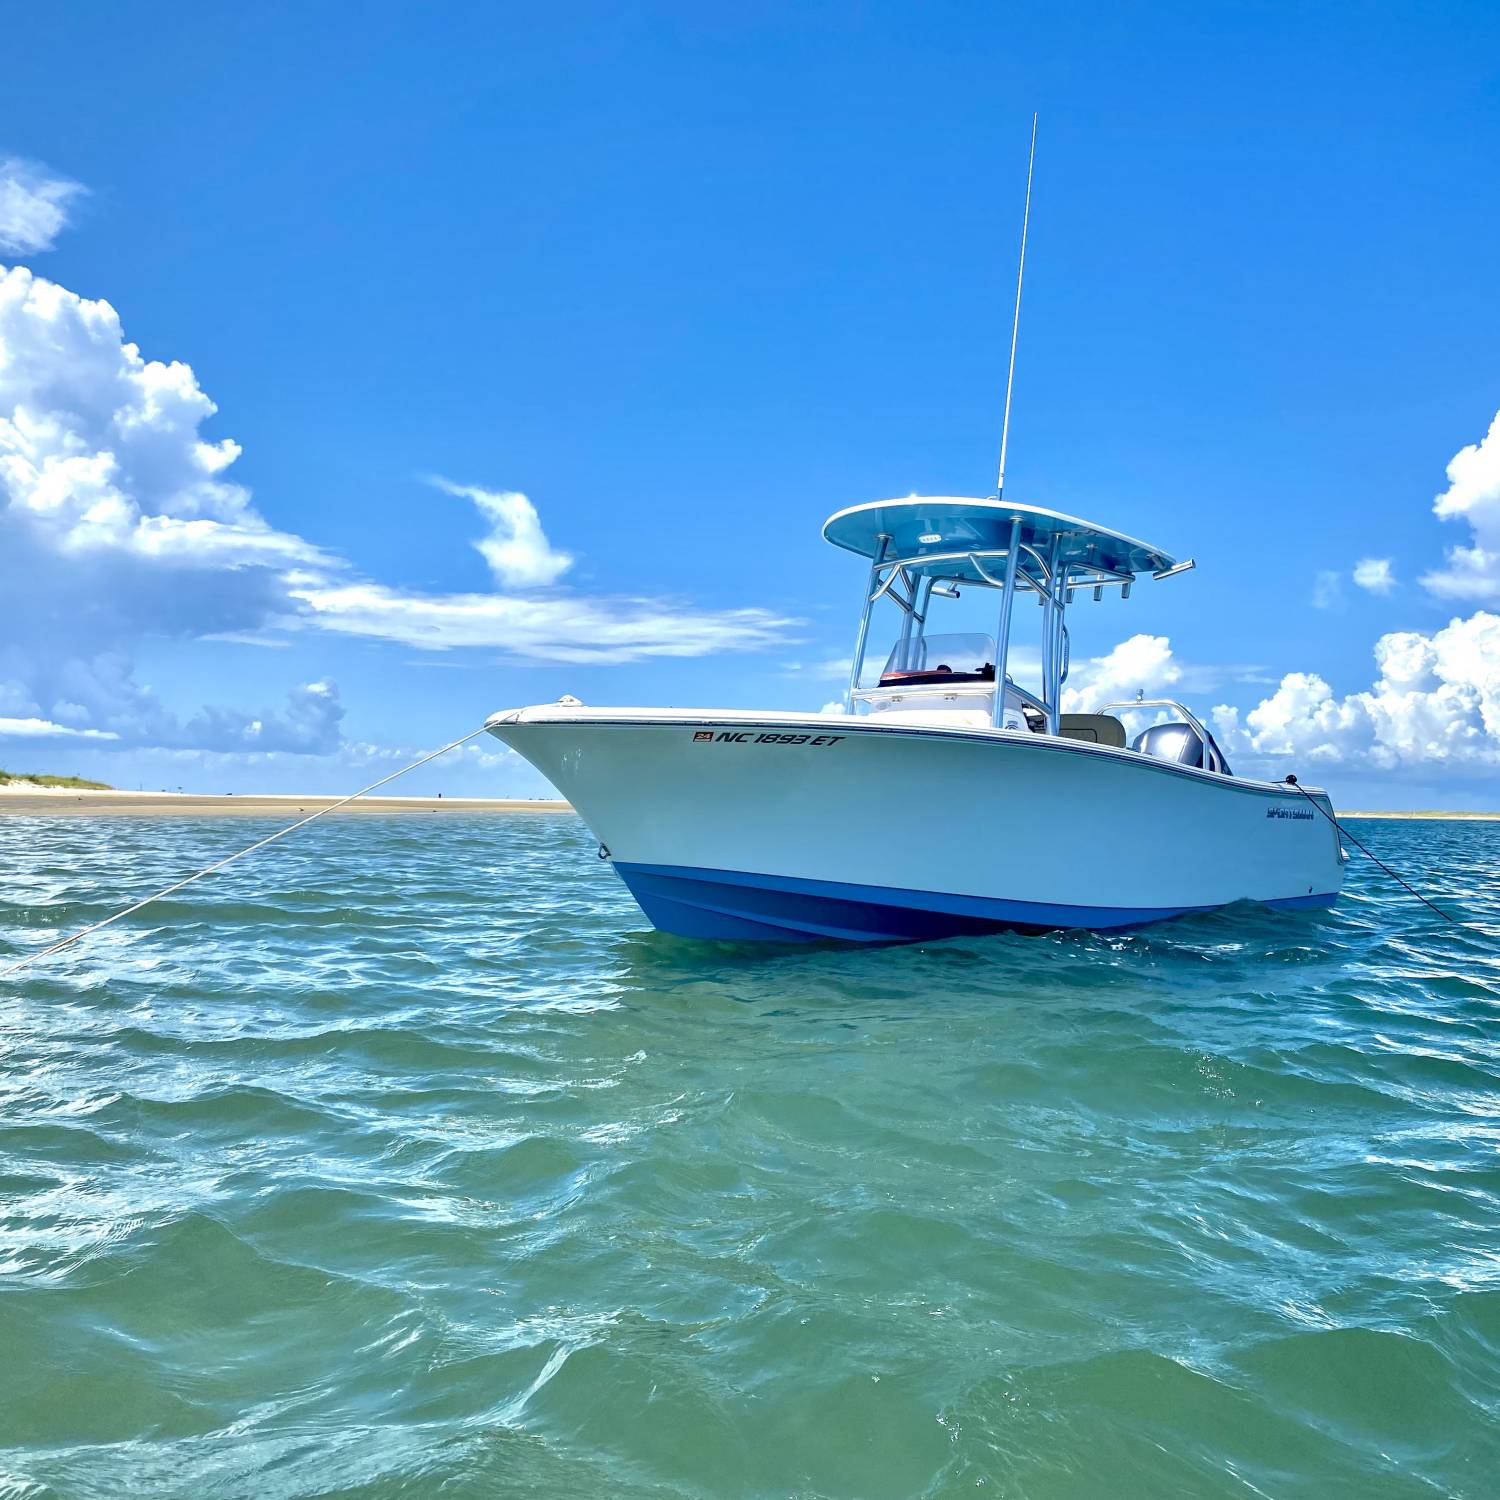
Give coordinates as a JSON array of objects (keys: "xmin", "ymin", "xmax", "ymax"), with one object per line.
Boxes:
[
  {"xmin": 0, "ymin": 788, "xmax": 572, "ymax": 816},
  {"xmin": 1336, "ymin": 810, "xmax": 1500, "ymax": 821}
]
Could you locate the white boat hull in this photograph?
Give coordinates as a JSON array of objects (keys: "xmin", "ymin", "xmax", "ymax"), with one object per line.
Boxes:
[{"xmin": 486, "ymin": 707, "xmax": 1345, "ymax": 943}]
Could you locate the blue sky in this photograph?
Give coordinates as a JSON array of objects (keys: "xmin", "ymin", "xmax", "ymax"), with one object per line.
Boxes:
[{"xmin": 2, "ymin": 1, "xmax": 1499, "ymax": 805}]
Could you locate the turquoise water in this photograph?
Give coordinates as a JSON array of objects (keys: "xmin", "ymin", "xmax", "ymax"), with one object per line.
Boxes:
[{"xmin": 1, "ymin": 812, "xmax": 1498, "ymax": 1499}]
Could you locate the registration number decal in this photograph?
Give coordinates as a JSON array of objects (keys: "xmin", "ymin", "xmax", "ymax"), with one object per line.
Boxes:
[{"xmin": 692, "ymin": 730, "xmax": 845, "ymax": 746}]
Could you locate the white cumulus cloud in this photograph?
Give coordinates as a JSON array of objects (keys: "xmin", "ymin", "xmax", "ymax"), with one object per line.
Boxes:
[
  {"xmin": 1, "ymin": 266, "xmax": 321, "ymax": 573},
  {"xmin": 1214, "ymin": 611, "xmax": 1500, "ymax": 770},
  {"xmin": 0, "ymin": 716, "xmax": 117, "ymax": 741},
  {"xmin": 0, "ymin": 157, "xmax": 85, "ymax": 256},
  {"xmin": 1049, "ymin": 613, "xmax": 1500, "ymax": 778},
  {"xmin": 1062, "ymin": 633, "xmax": 1181, "ymax": 713},
  {"xmin": 1208, "ymin": 408, "xmax": 1500, "ymax": 779},
  {"xmin": 1352, "ymin": 557, "xmax": 1396, "ymax": 594},
  {"xmin": 430, "ymin": 477, "xmax": 574, "ymax": 588},
  {"xmin": 1208, "ymin": 408, "xmax": 1500, "ymax": 776},
  {"xmin": 1422, "ymin": 409, "xmax": 1500, "ymax": 602},
  {"xmin": 0, "ymin": 265, "xmax": 797, "ymax": 749}
]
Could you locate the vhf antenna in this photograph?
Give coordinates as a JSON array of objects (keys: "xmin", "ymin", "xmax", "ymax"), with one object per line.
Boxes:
[{"xmin": 996, "ymin": 113, "xmax": 1037, "ymax": 499}]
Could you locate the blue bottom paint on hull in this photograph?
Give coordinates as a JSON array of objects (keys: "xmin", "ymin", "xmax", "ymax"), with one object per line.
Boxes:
[{"xmin": 614, "ymin": 862, "xmax": 1339, "ymax": 944}]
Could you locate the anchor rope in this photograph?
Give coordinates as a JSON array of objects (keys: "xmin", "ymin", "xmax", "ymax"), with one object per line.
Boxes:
[
  {"xmin": 1, "ymin": 725, "xmax": 492, "ymax": 978},
  {"xmin": 1283, "ymin": 775, "xmax": 1455, "ymax": 924}
]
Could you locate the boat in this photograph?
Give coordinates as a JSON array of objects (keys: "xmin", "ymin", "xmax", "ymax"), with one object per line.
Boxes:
[
  {"xmin": 484, "ymin": 495, "xmax": 1347, "ymax": 942},
  {"xmin": 486, "ymin": 121, "xmax": 1345, "ymax": 942}
]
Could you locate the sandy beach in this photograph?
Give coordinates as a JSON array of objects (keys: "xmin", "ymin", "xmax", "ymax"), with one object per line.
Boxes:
[
  {"xmin": 0, "ymin": 785, "xmax": 571, "ymax": 816},
  {"xmin": 1337, "ymin": 810, "xmax": 1500, "ymax": 821}
]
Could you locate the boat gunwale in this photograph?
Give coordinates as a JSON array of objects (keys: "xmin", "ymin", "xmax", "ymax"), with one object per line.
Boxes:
[{"xmin": 484, "ymin": 707, "xmax": 1332, "ymax": 803}]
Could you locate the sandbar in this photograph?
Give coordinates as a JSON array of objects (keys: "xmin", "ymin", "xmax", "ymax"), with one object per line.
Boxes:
[
  {"xmin": 1337, "ymin": 810, "xmax": 1500, "ymax": 821},
  {"xmin": 0, "ymin": 787, "xmax": 571, "ymax": 816}
]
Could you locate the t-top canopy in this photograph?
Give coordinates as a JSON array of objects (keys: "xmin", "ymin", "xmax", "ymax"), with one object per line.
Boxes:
[{"xmin": 822, "ymin": 497, "xmax": 1177, "ymax": 583}]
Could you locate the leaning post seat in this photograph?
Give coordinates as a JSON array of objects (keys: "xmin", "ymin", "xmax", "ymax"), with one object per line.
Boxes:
[{"xmin": 1058, "ymin": 714, "xmax": 1127, "ymax": 748}]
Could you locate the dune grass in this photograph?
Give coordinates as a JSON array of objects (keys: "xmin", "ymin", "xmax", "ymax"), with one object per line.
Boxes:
[{"xmin": 0, "ymin": 769, "xmax": 114, "ymax": 790}]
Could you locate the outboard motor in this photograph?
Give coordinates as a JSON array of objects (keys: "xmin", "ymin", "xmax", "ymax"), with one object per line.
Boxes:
[
  {"xmin": 1132, "ymin": 721, "xmax": 1231, "ymax": 775},
  {"xmin": 1133, "ymin": 721, "xmax": 1205, "ymax": 766}
]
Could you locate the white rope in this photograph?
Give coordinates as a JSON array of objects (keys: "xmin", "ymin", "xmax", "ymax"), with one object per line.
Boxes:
[{"xmin": 1, "ymin": 725, "xmax": 492, "ymax": 979}]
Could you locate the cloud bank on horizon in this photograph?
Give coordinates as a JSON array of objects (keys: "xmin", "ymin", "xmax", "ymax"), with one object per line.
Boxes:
[
  {"xmin": 1211, "ymin": 410, "xmax": 1500, "ymax": 771},
  {"xmin": 1038, "ymin": 451, "xmax": 1500, "ymax": 773},
  {"xmin": 2, "ymin": 153, "xmax": 1499, "ymax": 785},
  {"xmin": 0, "ymin": 247, "xmax": 794, "ymax": 757}
]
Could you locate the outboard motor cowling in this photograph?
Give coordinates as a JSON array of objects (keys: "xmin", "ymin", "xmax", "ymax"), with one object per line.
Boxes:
[
  {"xmin": 1133, "ymin": 721, "xmax": 1206, "ymax": 767},
  {"xmin": 1132, "ymin": 721, "xmax": 1232, "ymax": 775}
]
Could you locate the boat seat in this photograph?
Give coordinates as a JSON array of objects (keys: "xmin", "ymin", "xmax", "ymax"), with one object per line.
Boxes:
[{"xmin": 1059, "ymin": 713, "xmax": 1127, "ymax": 748}]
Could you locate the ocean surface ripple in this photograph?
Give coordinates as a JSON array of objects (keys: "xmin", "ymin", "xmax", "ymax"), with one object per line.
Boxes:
[{"xmin": 2, "ymin": 812, "xmax": 1498, "ymax": 1498}]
